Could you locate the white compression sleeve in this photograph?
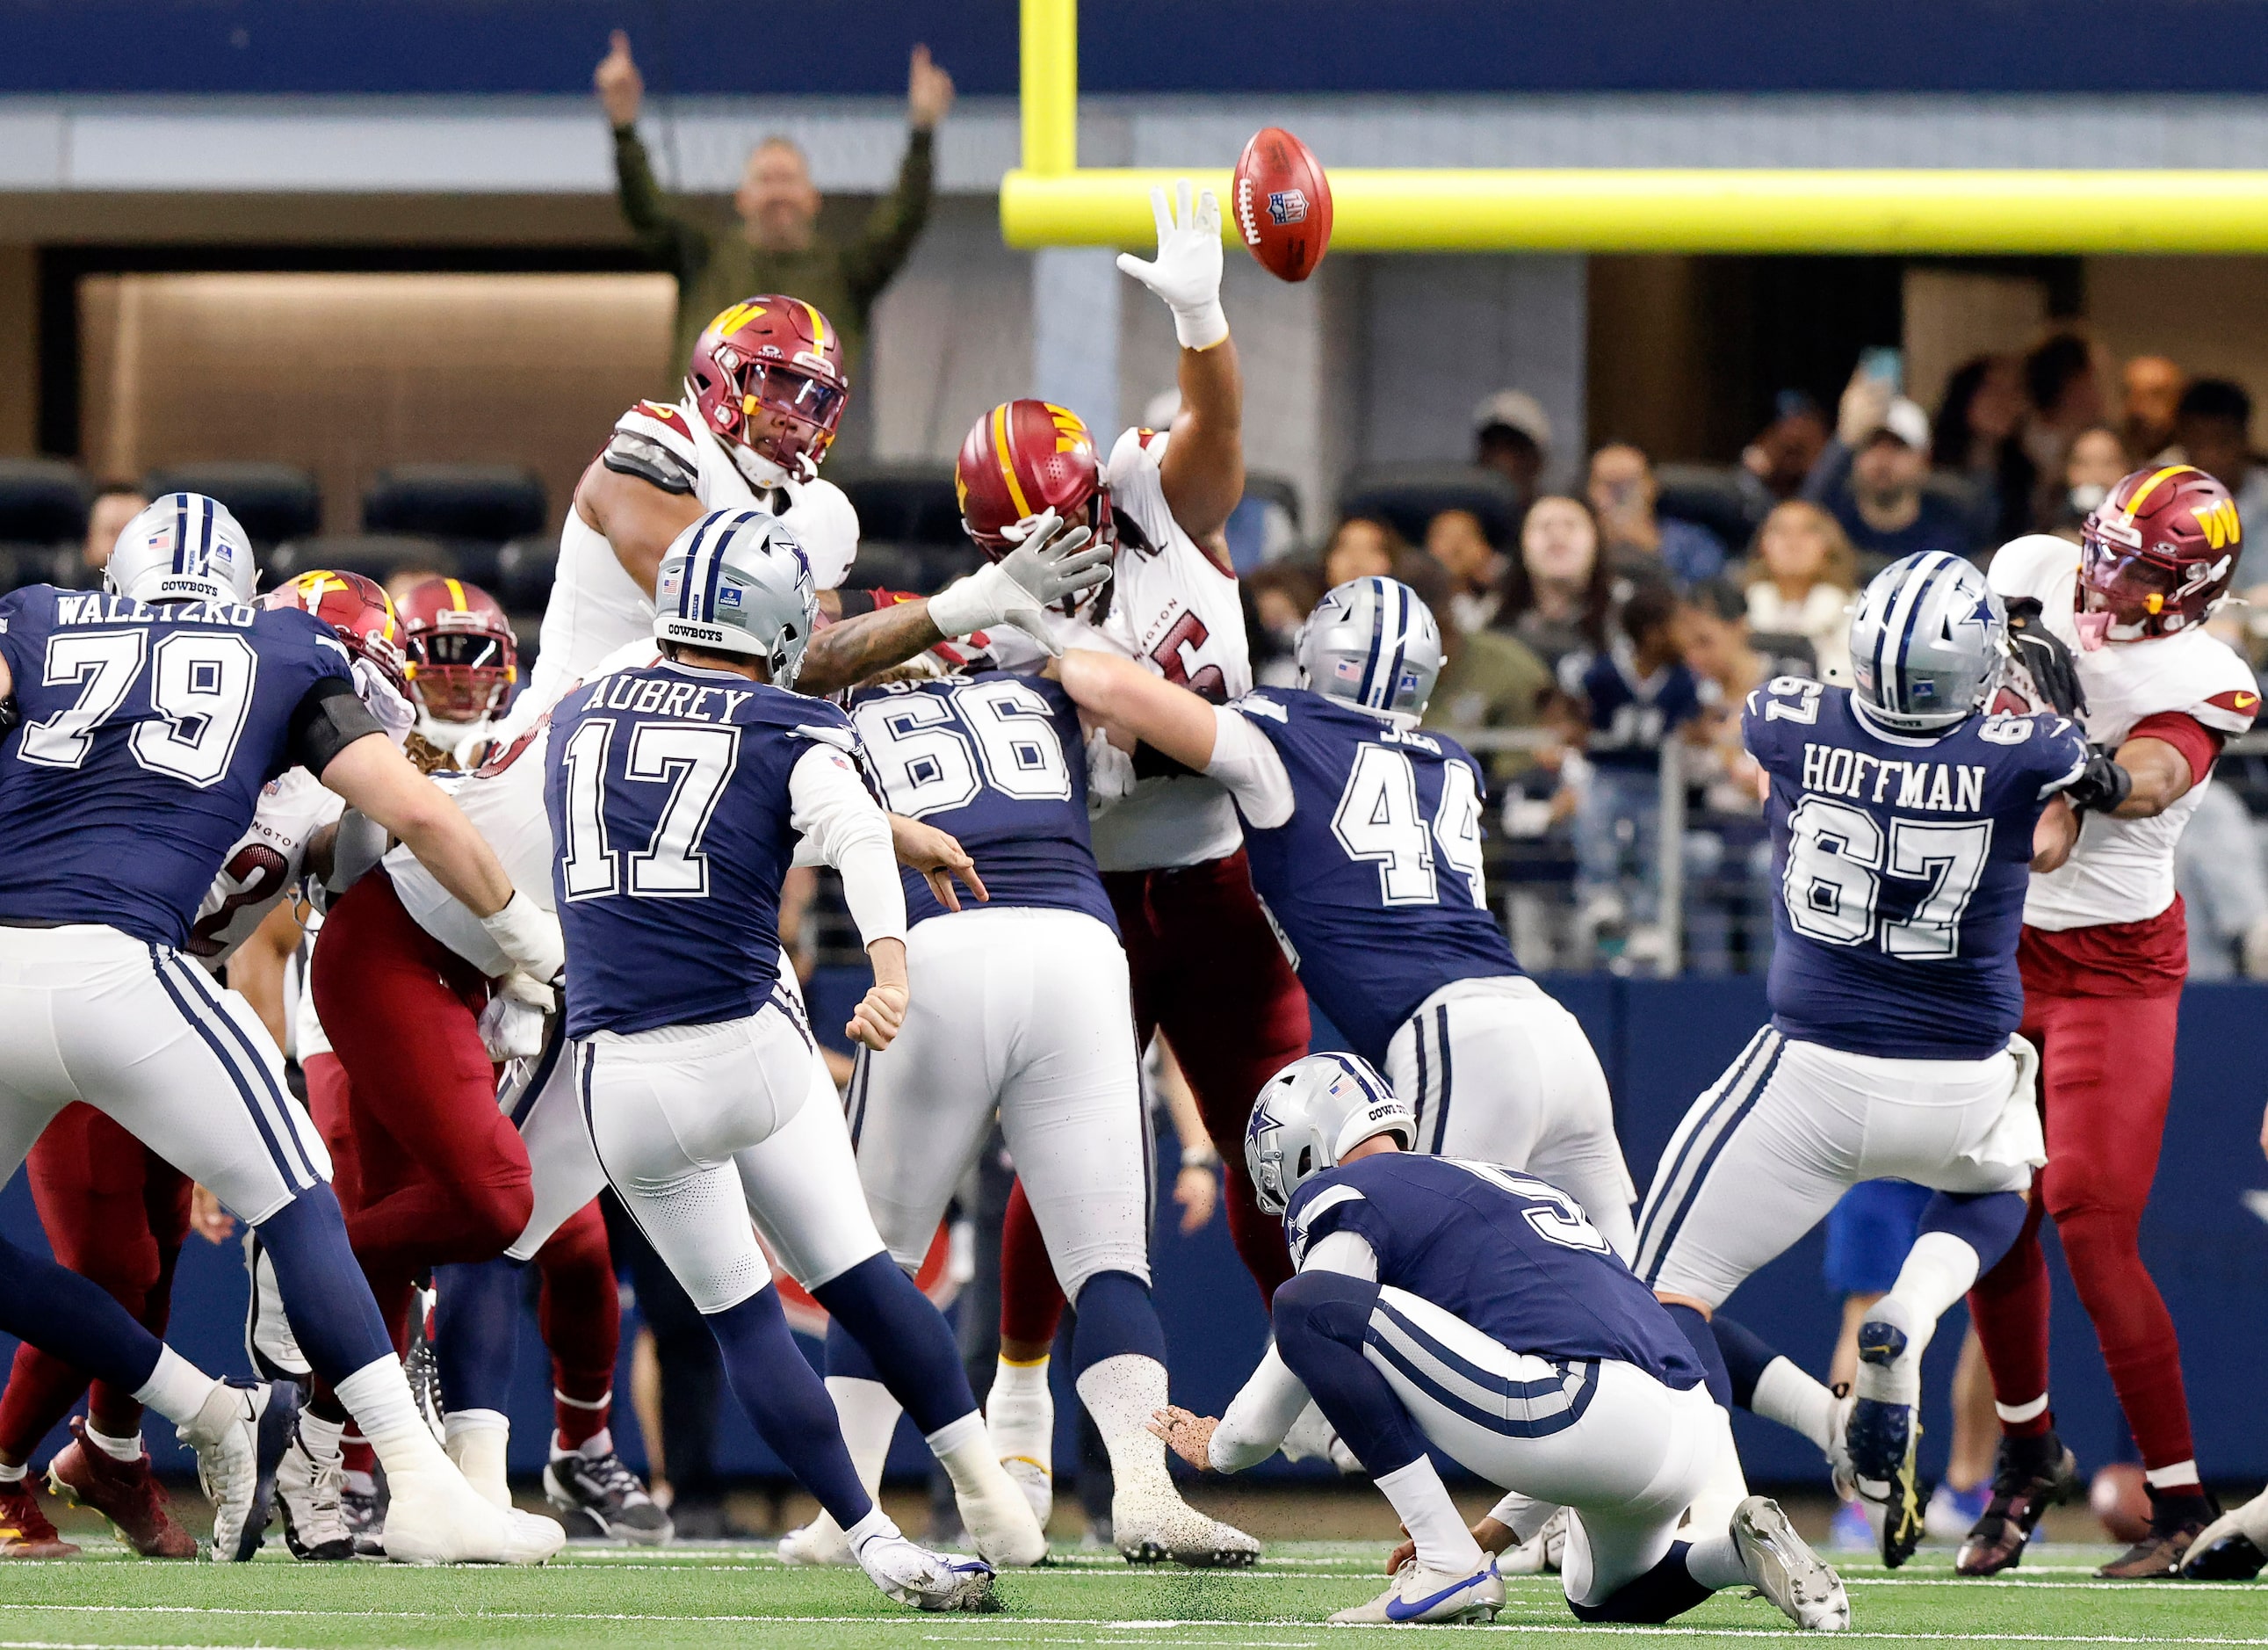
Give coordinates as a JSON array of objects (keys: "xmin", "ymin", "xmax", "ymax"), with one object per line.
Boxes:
[
  {"xmin": 1209, "ymin": 1344, "xmax": 1313, "ymax": 1473},
  {"xmin": 788, "ymin": 744, "xmax": 907, "ymax": 950},
  {"xmin": 1204, "ymin": 706, "xmax": 1297, "ymax": 828},
  {"xmin": 1302, "ymin": 1229, "xmax": 1380, "ymax": 1281}
]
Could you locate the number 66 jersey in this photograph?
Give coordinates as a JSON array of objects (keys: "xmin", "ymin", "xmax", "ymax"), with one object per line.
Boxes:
[{"xmin": 1747, "ymin": 677, "xmax": 2089, "ymax": 1062}]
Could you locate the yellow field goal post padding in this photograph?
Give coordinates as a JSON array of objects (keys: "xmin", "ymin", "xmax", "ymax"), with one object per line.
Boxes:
[{"xmin": 1000, "ymin": 0, "xmax": 2268, "ymax": 255}]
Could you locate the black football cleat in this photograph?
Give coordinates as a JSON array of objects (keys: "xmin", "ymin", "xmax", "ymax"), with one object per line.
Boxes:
[{"xmin": 1958, "ymin": 1431, "xmax": 2080, "ymax": 1577}]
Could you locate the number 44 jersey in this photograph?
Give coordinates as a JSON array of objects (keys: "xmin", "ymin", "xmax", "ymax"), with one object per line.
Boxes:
[{"xmin": 1747, "ymin": 677, "xmax": 2089, "ymax": 1062}]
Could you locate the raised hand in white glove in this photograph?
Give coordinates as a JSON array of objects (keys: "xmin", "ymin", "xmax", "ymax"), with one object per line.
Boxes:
[
  {"xmin": 1084, "ymin": 723, "xmax": 1136, "ymax": 809},
  {"xmin": 479, "ymin": 892, "xmax": 565, "ymax": 987},
  {"xmin": 927, "ymin": 506, "xmax": 1112, "ymax": 650},
  {"xmin": 1117, "ymin": 178, "xmax": 1226, "ymax": 351}
]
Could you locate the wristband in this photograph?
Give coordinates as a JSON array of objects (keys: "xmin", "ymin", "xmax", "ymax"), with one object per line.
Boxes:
[
  {"xmin": 1173, "ymin": 300, "xmax": 1229, "ymax": 352},
  {"xmin": 1179, "ymin": 1141, "xmax": 1220, "ymax": 1170},
  {"xmin": 479, "ymin": 891, "xmax": 565, "ymax": 981}
]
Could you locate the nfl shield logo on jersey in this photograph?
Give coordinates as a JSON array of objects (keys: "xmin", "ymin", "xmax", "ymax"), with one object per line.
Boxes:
[{"xmin": 1268, "ymin": 189, "xmax": 1310, "ymax": 225}]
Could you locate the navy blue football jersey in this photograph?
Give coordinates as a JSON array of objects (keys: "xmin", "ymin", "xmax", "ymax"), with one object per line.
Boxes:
[
  {"xmin": 1564, "ymin": 645, "xmax": 1710, "ymax": 772},
  {"xmin": 846, "ymin": 671, "xmax": 1115, "ymax": 932},
  {"xmin": 1287, "ymin": 1154, "xmax": 1703, "ymax": 1392},
  {"xmin": 1746, "ymin": 677, "xmax": 2089, "ymax": 1060},
  {"xmin": 546, "ymin": 662, "xmax": 870, "ymax": 1038},
  {"xmin": 1232, "ymin": 689, "xmax": 1519, "ymax": 1063},
  {"xmin": 0, "ymin": 586, "xmax": 356, "ymax": 947}
]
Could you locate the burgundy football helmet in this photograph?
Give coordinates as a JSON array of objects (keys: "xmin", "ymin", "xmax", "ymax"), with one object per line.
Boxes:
[
  {"xmin": 266, "ymin": 570, "xmax": 408, "ymax": 695},
  {"xmin": 686, "ymin": 295, "xmax": 849, "ymax": 485},
  {"xmin": 2079, "ymin": 464, "xmax": 2243, "ymax": 643},
  {"xmin": 398, "ymin": 576, "xmax": 517, "ymax": 729},
  {"xmin": 953, "ymin": 399, "xmax": 1116, "ymax": 561}
]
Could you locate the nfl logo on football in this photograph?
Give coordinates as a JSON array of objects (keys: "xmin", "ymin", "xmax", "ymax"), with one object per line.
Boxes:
[{"xmin": 1268, "ymin": 188, "xmax": 1308, "ymax": 226}]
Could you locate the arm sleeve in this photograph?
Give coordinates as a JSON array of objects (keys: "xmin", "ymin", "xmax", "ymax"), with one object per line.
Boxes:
[
  {"xmin": 841, "ymin": 128, "xmax": 935, "ymax": 317},
  {"xmin": 287, "ymin": 677, "xmax": 386, "ymax": 778},
  {"xmin": 612, "ymin": 126, "xmax": 710, "ymax": 281},
  {"xmin": 1207, "ymin": 706, "xmax": 1297, "ymax": 829},
  {"xmin": 1302, "ymin": 1228, "xmax": 1380, "ymax": 1280},
  {"xmin": 1207, "ymin": 1343, "xmax": 1312, "ymax": 1473},
  {"xmin": 2127, "ymin": 709, "xmax": 2224, "ymax": 782},
  {"xmin": 787, "ymin": 742, "xmax": 907, "ymax": 949},
  {"xmin": 324, "ymin": 807, "xmax": 391, "ymax": 894}
]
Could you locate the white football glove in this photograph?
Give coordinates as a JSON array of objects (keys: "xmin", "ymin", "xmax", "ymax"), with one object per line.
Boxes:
[
  {"xmin": 927, "ymin": 507, "xmax": 1112, "ymax": 651},
  {"xmin": 1084, "ymin": 723, "xmax": 1136, "ymax": 809},
  {"xmin": 1117, "ymin": 178, "xmax": 1227, "ymax": 351},
  {"xmin": 479, "ymin": 988, "xmax": 550, "ymax": 1057}
]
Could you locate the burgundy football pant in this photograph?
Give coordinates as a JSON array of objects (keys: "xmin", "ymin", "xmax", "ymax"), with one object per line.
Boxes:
[
  {"xmin": 1967, "ymin": 986, "xmax": 2195, "ymax": 1474},
  {"xmin": 0, "ymin": 1107, "xmax": 191, "ymax": 1458},
  {"xmin": 998, "ymin": 849, "xmax": 1309, "ymax": 1350}
]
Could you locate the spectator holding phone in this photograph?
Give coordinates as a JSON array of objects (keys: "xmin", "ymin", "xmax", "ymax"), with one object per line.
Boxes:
[
  {"xmin": 1804, "ymin": 359, "xmax": 1975, "ymax": 567},
  {"xmin": 1589, "ymin": 441, "xmax": 1726, "ymax": 589}
]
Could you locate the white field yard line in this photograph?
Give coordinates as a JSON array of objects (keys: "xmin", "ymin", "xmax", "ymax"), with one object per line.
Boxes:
[{"xmin": 0, "ymin": 1608, "xmax": 2260, "ymax": 1644}]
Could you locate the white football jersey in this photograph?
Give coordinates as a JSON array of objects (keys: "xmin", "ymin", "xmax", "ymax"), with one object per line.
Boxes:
[
  {"xmin": 526, "ymin": 394, "xmax": 859, "ymax": 713},
  {"xmin": 1036, "ymin": 428, "xmax": 1252, "ymax": 872},
  {"xmin": 1989, "ymin": 533, "xmax": 2261, "ymax": 929},
  {"xmin": 388, "ymin": 638, "xmax": 661, "ymax": 974},
  {"xmin": 184, "ymin": 769, "xmax": 343, "ymax": 974}
]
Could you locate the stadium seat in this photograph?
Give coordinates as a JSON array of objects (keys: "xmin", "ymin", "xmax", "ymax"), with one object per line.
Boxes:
[
  {"xmin": 834, "ymin": 464, "xmax": 981, "ymax": 594},
  {"xmin": 362, "ymin": 464, "xmax": 548, "ymax": 546},
  {"xmin": 0, "ymin": 457, "xmax": 90, "ymax": 548},
  {"xmin": 270, "ymin": 533, "xmax": 455, "ymax": 588},
  {"xmin": 1656, "ymin": 462, "xmax": 1765, "ymax": 553},
  {"xmin": 1335, "ymin": 465, "xmax": 1524, "ymax": 548},
  {"xmin": 141, "ymin": 462, "xmax": 321, "ymax": 548},
  {"xmin": 493, "ymin": 538, "xmax": 559, "ymax": 616}
]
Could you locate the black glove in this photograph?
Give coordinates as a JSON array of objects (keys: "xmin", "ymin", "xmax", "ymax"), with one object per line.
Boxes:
[
  {"xmin": 2064, "ymin": 747, "xmax": 2133, "ymax": 814},
  {"xmin": 0, "ymin": 698, "xmax": 17, "ymax": 741},
  {"xmin": 2004, "ymin": 597, "xmax": 2088, "ymax": 720}
]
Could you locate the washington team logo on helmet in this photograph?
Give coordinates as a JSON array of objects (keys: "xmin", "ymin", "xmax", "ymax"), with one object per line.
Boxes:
[
  {"xmin": 954, "ymin": 400, "xmax": 1116, "ymax": 561},
  {"xmin": 687, "ymin": 297, "xmax": 849, "ymax": 487},
  {"xmin": 398, "ymin": 576, "xmax": 517, "ymax": 729},
  {"xmin": 265, "ymin": 570, "xmax": 409, "ymax": 695},
  {"xmin": 1246, "ymin": 1053, "xmax": 1417, "ymax": 1217},
  {"xmin": 1295, "ymin": 576, "xmax": 1444, "ymax": 716},
  {"xmin": 105, "ymin": 493, "xmax": 257, "ymax": 609},
  {"xmin": 2080, "ymin": 464, "xmax": 2242, "ymax": 643},
  {"xmin": 1848, "ymin": 552, "xmax": 2006, "ymax": 733},
  {"xmin": 654, "ymin": 510, "xmax": 819, "ymax": 690}
]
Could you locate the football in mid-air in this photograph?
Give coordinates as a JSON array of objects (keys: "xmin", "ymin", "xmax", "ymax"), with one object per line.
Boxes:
[{"xmin": 1232, "ymin": 127, "xmax": 1333, "ymax": 282}]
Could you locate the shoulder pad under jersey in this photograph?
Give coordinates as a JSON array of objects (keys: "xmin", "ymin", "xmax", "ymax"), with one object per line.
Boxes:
[{"xmin": 602, "ymin": 402, "xmax": 701, "ymax": 496}]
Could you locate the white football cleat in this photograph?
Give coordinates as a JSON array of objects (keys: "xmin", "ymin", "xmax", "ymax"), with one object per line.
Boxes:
[
  {"xmin": 854, "ymin": 1531, "xmax": 996, "ymax": 1610},
  {"xmin": 1113, "ymin": 1480, "xmax": 1260, "ymax": 1567},
  {"xmin": 1330, "ymin": 1557, "xmax": 1504, "ymax": 1625},
  {"xmin": 953, "ymin": 1458, "xmax": 1050, "ymax": 1567},
  {"xmin": 273, "ymin": 1421, "xmax": 356, "ymax": 1561},
  {"xmin": 1499, "ymin": 1506, "xmax": 1567, "ymax": 1575},
  {"xmin": 180, "ymin": 1379, "xmax": 297, "ymax": 1562},
  {"xmin": 777, "ymin": 1512, "xmax": 856, "ymax": 1566},
  {"xmin": 380, "ymin": 1460, "xmax": 566, "ymax": 1565},
  {"xmin": 1732, "ymin": 1495, "xmax": 1849, "ymax": 1632}
]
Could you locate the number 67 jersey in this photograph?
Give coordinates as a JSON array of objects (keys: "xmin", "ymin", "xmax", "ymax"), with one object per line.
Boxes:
[{"xmin": 1747, "ymin": 677, "xmax": 2089, "ymax": 1062}]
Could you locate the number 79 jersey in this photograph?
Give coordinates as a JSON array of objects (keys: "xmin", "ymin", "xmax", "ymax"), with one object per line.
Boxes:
[{"xmin": 1746, "ymin": 677, "xmax": 2089, "ymax": 1061}]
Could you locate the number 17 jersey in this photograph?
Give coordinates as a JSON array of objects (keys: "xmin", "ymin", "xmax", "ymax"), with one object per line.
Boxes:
[{"xmin": 1746, "ymin": 677, "xmax": 2088, "ymax": 1061}]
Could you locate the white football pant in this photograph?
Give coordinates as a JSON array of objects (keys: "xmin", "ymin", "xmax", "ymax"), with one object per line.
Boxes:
[
  {"xmin": 851, "ymin": 907, "xmax": 1151, "ymax": 1300},
  {"xmin": 1385, "ymin": 976, "xmax": 1637, "ymax": 1260},
  {"xmin": 573, "ymin": 1000, "xmax": 810, "ymax": 1314},
  {"xmin": 0, "ymin": 925, "xmax": 330, "ymax": 1223},
  {"xmin": 509, "ymin": 965, "xmax": 886, "ymax": 1290},
  {"xmin": 1635, "ymin": 1026, "xmax": 2040, "ymax": 1308},
  {"xmin": 1362, "ymin": 1282, "xmax": 1726, "ymax": 1610}
]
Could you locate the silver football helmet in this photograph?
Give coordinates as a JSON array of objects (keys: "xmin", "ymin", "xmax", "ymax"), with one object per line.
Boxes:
[
  {"xmin": 1246, "ymin": 1053, "xmax": 1418, "ymax": 1218},
  {"xmin": 1296, "ymin": 576, "xmax": 1444, "ymax": 716},
  {"xmin": 1848, "ymin": 551, "xmax": 2006, "ymax": 733},
  {"xmin": 105, "ymin": 493, "xmax": 257, "ymax": 608},
  {"xmin": 653, "ymin": 509, "xmax": 819, "ymax": 689}
]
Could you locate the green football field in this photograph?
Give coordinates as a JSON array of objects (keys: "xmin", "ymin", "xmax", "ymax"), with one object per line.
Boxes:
[{"xmin": 0, "ymin": 1540, "xmax": 2260, "ymax": 1650}]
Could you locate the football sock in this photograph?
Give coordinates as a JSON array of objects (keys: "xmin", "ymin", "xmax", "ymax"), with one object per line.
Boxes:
[
  {"xmin": 553, "ymin": 1392, "xmax": 611, "ymax": 1453},
  {"xmin": 813, "ymin": 1253, "xmax": 977, "ymax": 1436},
  {"xmin": 1687, "ymin": 1530, "xmax": 1750, "ymax": 1591},
  {"xmin": 1753, "ymin": 1358, "xmax": 1839, "ymax": 1455},
  {"xmin": 1375, "ymin": 1456, "xmax": 1486, "ymax": 1575},
  {"xmin": 1968, "ymin": 1198, "xmax": 2055, "ymax": 1437},
  {"xmin": 1708, "ymin": 1314, "xmax": 1779, "ymax": 1409},
  {"xmin": 1069, "ymin": 1272, "xmax": 1169, "ymax": 1374},
  {"xmin": 0, "ymin": 1342, "xmax": 98, "ymax": 1462},
  {"xmin": 0, "ymin": 1235, "xmax": 168, "ymax": 1402},
  {"xmin": 1663, "ymin": 1304, "xmax": 1733, "ymax": 1408},
  {"xmin": 535, "ymin": 1203, "xmax": 618, "ymax": 1448},
  {"xmin": 926, "ymin": 1410, "xmax": 1018, "ymax": 1509},
  {"xmin": 1073, "ymin": 1353, "xmax": 1175, "ymax": 1498},
  {"xmin": 704, "ymin": 1285, "xmax": 872, "ymax": 1531},
  {"xmin": 442, "ymin": 1408, "xmax": 511, "ymax": 1509},
  {"xmin": 432, "ymin": 1258, "xmax": 519, "ymax": 1415},
  {"xmin": 822, "ymin": 1375, "xmax": 904, "ymax": 1497},
  {"xmin": 256, "ymin": 1187, "xmax": 396, "ymax": 1381},
  {"xmin": 0, "ymin": 1461, "xmax": 25, "ymax": 1484},
  {"xmin": 334, "ymin": 1355, "xmax": 454, "ymax": 1480},
  {"xmin": 299, "ymin": 1408, "xmax": 345, "ymax": 1465},
  {"xmin": 1569, "ymin": 1542, "xmax": 1715, "ymax": 1621},
  {"xmin": 83, "ymin": 1423, "xmax": 141, "ymax": 1464},
  {"xmin": 1917, "ymin": 1190, "xmax": 2027, "ymax": 1277},
  {"xmin": 553, "ymin": 1426, "xmax": 612, "ymax": 1462},
  {"xmin": 986, "ymin": 1356, "xmax": 1053, "ymax": 1475},
  {"xmin": 1269, "ymin": 1270, "xmax": 1427, "ymax": 1478}
]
